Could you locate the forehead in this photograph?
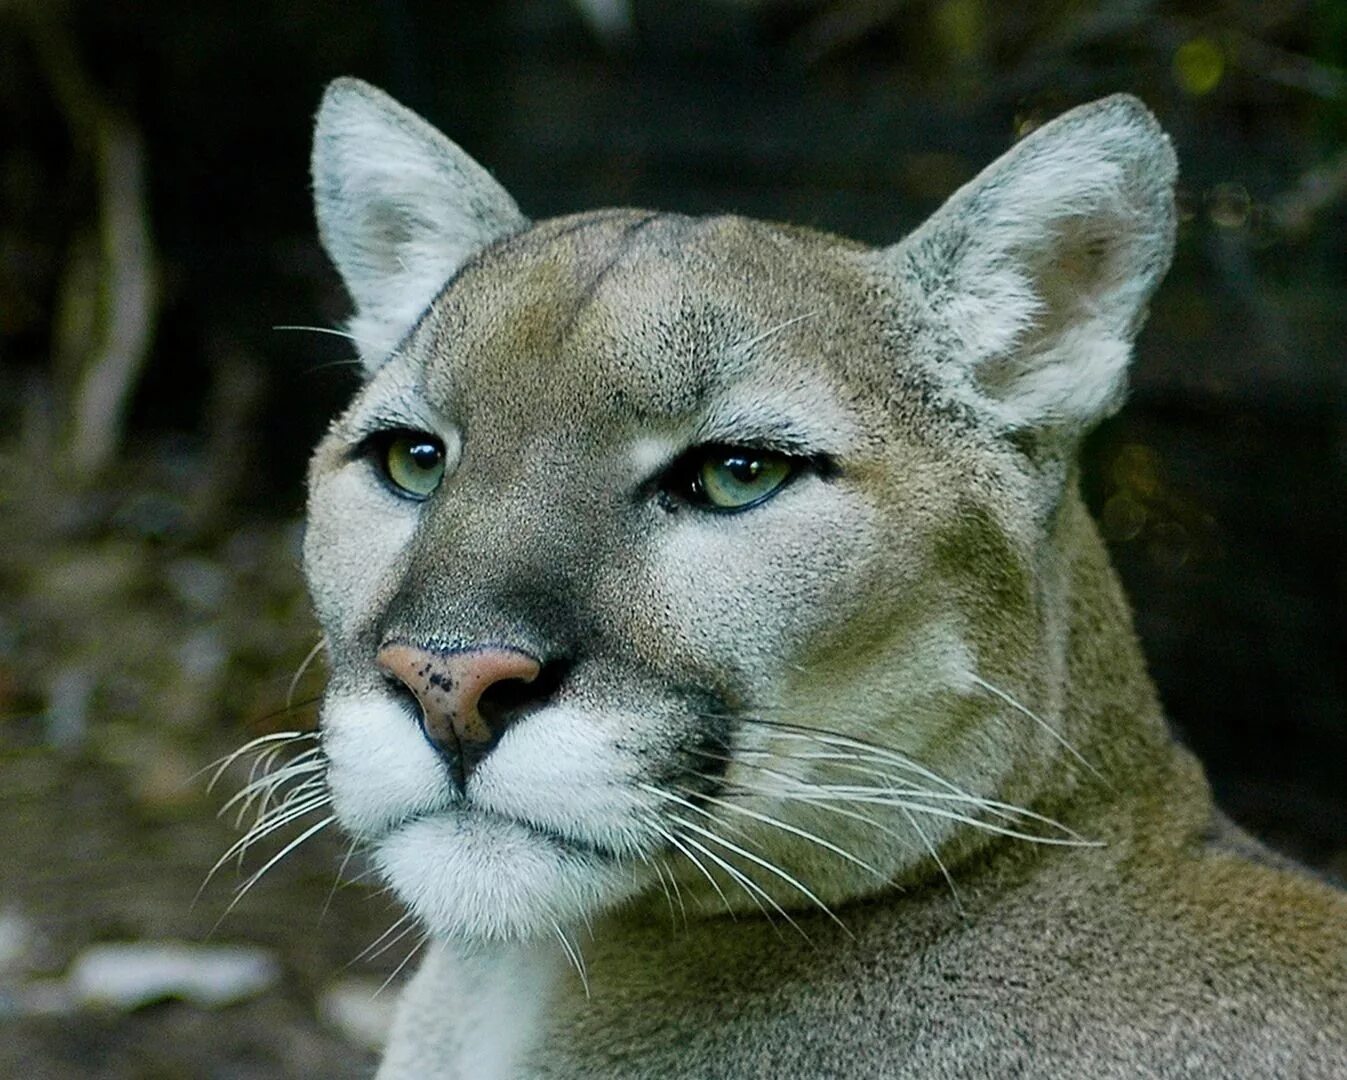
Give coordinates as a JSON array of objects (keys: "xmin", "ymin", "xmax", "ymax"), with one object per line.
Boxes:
[{"xmin": 405, "ymin": 211, "xmax": 873, "ymax": 433}]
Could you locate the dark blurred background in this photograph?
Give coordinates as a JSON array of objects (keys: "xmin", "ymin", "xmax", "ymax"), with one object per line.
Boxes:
[{"xmin": 2, "ymin": 1, "xmax": 1344, "ymax": 1076}]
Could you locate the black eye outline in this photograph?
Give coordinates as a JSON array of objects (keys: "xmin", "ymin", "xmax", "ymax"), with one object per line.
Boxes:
[
  {"xmin": 658, "ymin": 443, "xmax": 821, "ymax": 514},
  {"xmin": 361, "ymin": 428, "xmax": 447, "ymax": 501}
]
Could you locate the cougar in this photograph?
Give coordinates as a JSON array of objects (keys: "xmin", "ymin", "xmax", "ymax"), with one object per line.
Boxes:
[{"xmin": 295, "ymin": 77, "xmax": 1346, "ymax": 1077}]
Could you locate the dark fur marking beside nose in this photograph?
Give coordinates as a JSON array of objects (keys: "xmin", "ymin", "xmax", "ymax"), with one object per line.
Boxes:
[{"xmin": 651, "ymin": 687, "xmax": 738, "ymax": 819}]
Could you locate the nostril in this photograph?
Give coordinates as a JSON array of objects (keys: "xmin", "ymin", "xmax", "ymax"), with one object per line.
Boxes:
[{"xmin": 477, "ymin": 659, "xmax": 570, "ymax": 728}]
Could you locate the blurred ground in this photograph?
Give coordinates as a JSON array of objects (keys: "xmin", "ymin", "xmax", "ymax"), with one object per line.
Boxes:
[{"xmin": 1, "ymin": 1, "xmax": 1345, "ymax": 1075}]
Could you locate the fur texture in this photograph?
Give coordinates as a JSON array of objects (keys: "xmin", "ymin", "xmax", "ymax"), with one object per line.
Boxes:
[{"xmin": 301, "ymin": 79, "xmax": 1347, "ymax": 1077}]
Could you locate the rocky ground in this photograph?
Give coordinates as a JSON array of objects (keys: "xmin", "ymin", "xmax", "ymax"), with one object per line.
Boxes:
[{"xmin": 0, "ymin": 445, "xmax": 396, "ymax": 1078}]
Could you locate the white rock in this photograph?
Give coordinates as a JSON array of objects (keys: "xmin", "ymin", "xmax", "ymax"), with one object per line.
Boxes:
[
  {"xmin": 68, "ymin": 941, "xmax": 280, "ymax": 1010},
  {"xmin": 318, "ymin": 976, "xmax": 398, "ymax": 1050},
  {"xmin": 0, "ymin": 908, "xmax": 34, "ymax": 974}
]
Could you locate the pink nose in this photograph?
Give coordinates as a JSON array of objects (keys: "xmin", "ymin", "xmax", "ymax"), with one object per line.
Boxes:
[{"xmin": 377, "ymin": 643, "xmax": 542, "ymax": 767}]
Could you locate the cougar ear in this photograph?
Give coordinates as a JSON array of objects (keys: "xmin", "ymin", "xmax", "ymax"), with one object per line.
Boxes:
[
  {"xmin": 884, "ymin": 94, "xmax": 1177, "ymax": 440},
  {"xmin": 312, "ymin": 77, "xmax": 528, "ymax": 368}
]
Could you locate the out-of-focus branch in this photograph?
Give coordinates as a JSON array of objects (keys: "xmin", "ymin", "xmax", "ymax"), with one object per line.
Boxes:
[
  {"xmin": 1228, "ymin": 29, "xmax": 1347, "ymax": 102},
  {"xmin": 791, "ymin": 0, "xmax": 913, "ymax": 65},
  {"xmin": 26, "ymin": 12, "xmax": 158, "ymax": 482},
  {"xmin": 1271, "ymin": 146, "xmax": 1347, "ymax": 238}
]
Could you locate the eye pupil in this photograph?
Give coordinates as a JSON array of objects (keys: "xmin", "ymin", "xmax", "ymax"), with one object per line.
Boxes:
[
  {"xmin": 408, "ymin": 442, "xmax": 440, "ymax": 469},
  {"xmin": 376, "ymin": 429, "xmax": 447, "ymax": 499},
  {"xmin": 725, "ymin": 456, "xmax": 760, "ymax": 483}
]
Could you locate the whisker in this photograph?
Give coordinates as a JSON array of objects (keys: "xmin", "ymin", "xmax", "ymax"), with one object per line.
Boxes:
[
  {"xmin": 651, "ymin": 822, "xmax": 738, "ymax": 918},
  {"xmin": 644, "ymin": 852, "xmax": 680, "ymax": 927},
  {"xmin": 288, "ymin": 637, "xmax": 328, "ymax": 711},
  {"xmin": 376, "ymin": 932, "xmax": 430, "ymax": 998},
  {"xmin": 684, "ymin": 765, "xmax": 916, "ymax": 858},
  {"xmin": 662, "ymin": 850, "xmax": 689, "ymax": 923},
  {"xmin": 753, "ymin": 787, "xmax": 1097, "ymax": 847},
  {"xmin": 668, "ymin": 827, "xmax": 794, "ymax": 938},
  {"xmin": 219, "ymin": 752, "xmax": 325, "ymax": 818},
  {"xmin": 720, "ymin": 715, "xmax": 1096, "ymax": 840},
  {"xmin": 681, "ymin": 786, "xmax": 887, "ymax": 882},
  {"xmin": 968, "ymin": 673, "xmax": 1105, "ymax": 783},
  {"xmin": 322, "ymin": 835, "xmax": 364, "ymax": 923},
  {"xmin": 201, "ymin": 730, "xmax": 317, "ymax": 791},
  {"xmin": 897, "ymin": 804, "xmax": 964, "ymax": 913},
  {"xmin": 551, "ymin": 921, "xmax": 590, "ymax": 998},
  {"xmin": 645, "ymin": 786, "xmax": 849, "ymax": 937},
  {"xmin": 350, "ymin": 910, "xmax": 420, "ymax": 967},
  {"xmin": 273, "ymin": 324, "xmax": 362, "ymax": 343},
  {"xmin": 714, "ymin": 715, "xmax": 971, "ymax": 799},
  {"xmin": 234, "ymin": 814, "xmax": 336, "ymax": 899},
  {"xmin": 207, "ymin": 792, "xmax": 332, "ymax": 882},
  {"xmin": 729, "ymin": 311, "xmax": 818, "ymax": 354},
  {"xmin": 237, "ymin": 777, "xmax": 330, "ymax": 840},
  {"xmin": 210, "ymin": 813, "xmax": 336, "ymax": 930},
  {"xmin": 738, "ymin": 767, "xmax": 1087, "ymax": 837}
]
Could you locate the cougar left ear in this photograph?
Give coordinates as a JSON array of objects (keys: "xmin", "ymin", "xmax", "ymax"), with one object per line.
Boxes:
[
  {"xmin": 312, "ymin": 78, "xmax": 528, "ymax": 369},
  {"xmin": 882, "ymin": 94, "xmax": 1177, "ymax": 441}
]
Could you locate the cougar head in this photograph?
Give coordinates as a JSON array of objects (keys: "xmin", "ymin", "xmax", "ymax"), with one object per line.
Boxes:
[{"xmin": 304, "ymin": 78, "xmax": 1176, "ymax": 941}]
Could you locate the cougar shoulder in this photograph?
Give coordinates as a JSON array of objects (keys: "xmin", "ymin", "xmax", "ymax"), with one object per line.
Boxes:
[{"xmin": 299, "ymin": 78, "xmax": 1347, "ymax": 1078}]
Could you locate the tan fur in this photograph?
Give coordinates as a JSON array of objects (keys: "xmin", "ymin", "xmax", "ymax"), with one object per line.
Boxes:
[{"xmin": 301, "ymin": 80, "xmax": 1347, "ymax": 1077}]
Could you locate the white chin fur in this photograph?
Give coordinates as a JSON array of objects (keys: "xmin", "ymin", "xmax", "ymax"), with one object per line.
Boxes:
[
  {"xmin": 375, "ymin": 812, "xmax": 637, "ymax": 940},
  {"xmin": 322, "ymin": 691, "xmax": 453, "ymax": 838},
  {"xmin": 469, "ymin": 707, "xmax": 654, "ymax": 858},
  {"xmin": 323, "ymin": 690, "xmax": 649, "ymax": 939}
]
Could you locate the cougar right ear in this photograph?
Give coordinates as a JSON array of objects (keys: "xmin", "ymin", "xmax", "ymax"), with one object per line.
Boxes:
[
  {"xmin": 311, "ymin": 78, "xmax": 528, "ymax": 370},
  {"xmin": 881, "ymin": 94, "xmax": 1177, "ymax": 442}
]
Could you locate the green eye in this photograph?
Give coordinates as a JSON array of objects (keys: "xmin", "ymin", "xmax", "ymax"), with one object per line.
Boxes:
[
  {"xmin": 379, "ymin": 431, "xmax": 445, "ymax": 499},
  {"xmin": 694, "ymin": 449, "xmax": 795, "ymax": 511}
]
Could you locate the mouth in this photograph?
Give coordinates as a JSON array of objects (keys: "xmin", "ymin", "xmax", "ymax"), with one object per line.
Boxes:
[
  {"xmin": 370, "ymin": 800, "xmax": 641, "ymax": 940},
  {"xmin": 385, "ymin": 801, "xmax": 629, "ymax": 863}
]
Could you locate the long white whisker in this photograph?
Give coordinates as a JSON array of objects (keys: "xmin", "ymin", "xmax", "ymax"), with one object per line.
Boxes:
[
  {"xmin": 654, "ymin": 824, "xmax": 737, "ymax": 917},
  {"xmin": 700, "ymin": 742, "xmax": 1046, "ymax": 838},
  {"xmin": 233, "ymin": 815, "xmax": 336, "ymax": 902},
  {"xmin": 662, "ymin": 849, "xmax": 689, "ymax": 923},
  {"xmin": 731, "ymin": 721, "xmax": 1096, "ymax": 841},
  {"xmin": 551, "ymin": 921, "xmax": 590, "ymax": 998},
  {"xmin": 719, "ymin": 718, "xmax": 972, "ymax": 800},
  {"xmin": 207, "ymin": 792, "xmax": 332, "ymax": 881},
  {"xmin": 729, "ymin": 311, "xmax": 818, "ymax": 354},
  {"xmin": 351, "ymin": 911, "xmax": 420, "ymax": 966},
  {"xmin": 765, "ymin": 789, "xmax": 1098, "ymax": 847},
  {"xmin": 287, "ymin": 637, "xmax": 328, "ymax": 711},
  {"xmin": 658, "ymin": 803, "xmax": 849, "ymax": 937},
  {"xmin": 683, "ymin": 787, "xmax": 887, "ymax": 882},
  {"xmin": 969, "ymin": 673, "xmax": 1105, "ymax": 783},
  {"xmin": 273, "ymin": 324, "xmax": 365, "ymax": 344},
  {"xmin": 668, "ymin": 828, "xmax": 794, "ymax": 938},
  {"xmin": 898, "ymin": 804, "xmax": 964, "ymax": 913},
  {"xmin": 376, "ymin": 932, "xmax": 429, "ymax": 998},
  {"xmin": 688, "ymin": 769, "xmax": 913, "ymax": 854},
  {"xmin": 202, "ymin": 730, "xmax": 316, "ymax": 791},
  {"xmin": 239, "ymin": 779, "xmax": 330, "ymax": 841},
  {"xmin": 219, "ymin": 753, "xmax": 325, "ymax": 817},
  {"xmin": 645, "ymin": 853, "xmax": 679, "ymax": 926},
  {"xmin": 211, "ymin": 814, "xmax": 336, "ymax": 929},
  {"xmin": 322, "ymin": 835, "xmax": 363, "ymax": 923},
  {"xmin": 746, "ymin": 773, "xmax": 1090, "ymax": 839},
  {"xmin": 763, "ymin": 729, "xmax": 969, "ymax": 797}
]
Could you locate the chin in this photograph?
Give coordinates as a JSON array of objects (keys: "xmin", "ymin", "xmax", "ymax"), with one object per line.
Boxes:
[{"xmin": 373, "ymin": 809, "xmax": 641, "ymax": 941}]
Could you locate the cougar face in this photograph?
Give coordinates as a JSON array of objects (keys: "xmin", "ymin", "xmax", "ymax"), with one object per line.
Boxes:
[{"xmin": 305, "ymin": 80, "xmax": 1175, "ymax": 942}]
